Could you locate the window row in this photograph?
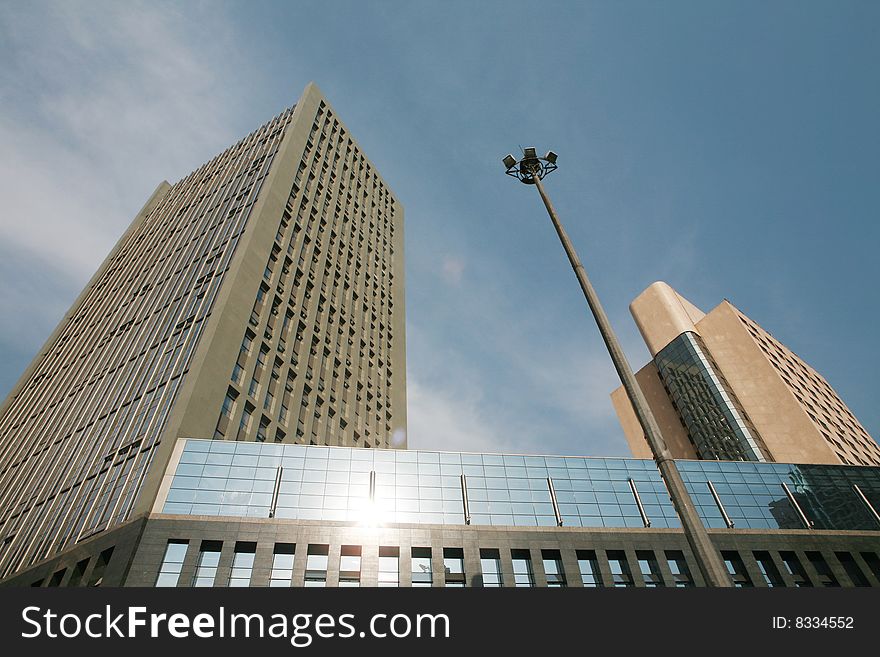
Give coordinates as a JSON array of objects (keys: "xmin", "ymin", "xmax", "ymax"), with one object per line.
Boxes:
[{"xmin": 151, "ymin": 539, "xmax": 880, "ymax": 588}]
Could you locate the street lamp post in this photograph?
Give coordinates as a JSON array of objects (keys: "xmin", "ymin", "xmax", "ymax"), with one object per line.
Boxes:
[{"xmin": 502, "ymin": 148, "xmax": 732, "ymax": 587}]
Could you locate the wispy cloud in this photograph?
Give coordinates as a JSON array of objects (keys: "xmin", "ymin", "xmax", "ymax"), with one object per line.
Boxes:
[
  {"xmin": 0, "ymin": 1, "xmax": 255, "ymax": 397},
  {"xmin": 440, "ymin": 255, "xmax": 466, "ymax": 286},
  {"xmin": 406, "ymin": 301, "xmax": 630, "ymax": 457},
  {"xmin": 406, "ymin": 377, "xmax": 510, "ymax": 454},
  {"xmin": 0, "ymin": 1, "xmax": 245, "ymax": 279}
]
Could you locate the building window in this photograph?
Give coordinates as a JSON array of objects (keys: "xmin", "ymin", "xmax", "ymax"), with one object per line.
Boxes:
[
  {"xmin": 193, "ymin": 541, "xmax": 222, "ymax": 587},
  {"xmin": 48, "ymin": 569, "xmax": 66, "ymax": 587},
  {"xmin": 256, "ymin": 417, "xmax": 269, "ymax": 443},
  {"xmin": 654, "ymin": 332, "xmax": 765, "ymax": 461},
  {"xmin": 636, "ymin": 550, "xmax": 664, "ymax": 587},
  {"xmin": 443, "ymin": 548, "xmax": 466, "ymax": 587},
  {"xmin": 835, "ymin": 552, "xmax": 869, "ymax": 587},
  {"xmin": 270, "ymin": 544, "xmax": 295, "ymax": 587},
  {"xmin": 665, "ymin": 551, "xmax": 693, "ymax": 587},
  {"xmin": 542, "ymin": 550, "xmax": 567, "ymax": 588},
  {"xmin": 753, "ymin": 551, "xmax": 784, "ymax": 587},
  {"xmin": 88, "ymin": 547, "xmax": 114, "ymax": 587},
  {"xmin": 305, "ymin": 545, "xmax": 329, "ymax": 587},
  {"xmin": 238, "ymin": 403, "xmax": 254, "ymax": 439},
  {"xmin": 480, "ymin": 549, "xmax": 503, "ymax": 587},
  {"xmin": 511, "ymin": 549, "xmax": 534, "ymax": 588},
  {"xmin": 229, "ymin": 542, "xmax": 256, "ymax": 587},
  {"xmin": 156, "ymin": 540, "xmax": 189, "ymax": 587},
  {"xmin": 378, "ymin": 547, "xmax": 399, "ymax": 587},
  {"xmin": 780, "ymin": 552, "xmax": 812, "ymax": 587},
  {"xmin": 411, "ymin": 547, "xmax": 433, "ymax": 587},
  {"xmin": 67, "ymin": 558, "xmax": 90, "ymax": 588},
  {"xmin": 806, "ymin": 552, "xmax": 839, "ymax": 587},
  {"xmin": 860, "ymin": 552, "xmax": 880, "ymax": 583},
  {"xmin": 257, "ymin": 344, "xmax": 269, "ymax": 367},
  {"xmin": 607, "ymin": 551, "xmax": 634, "ymax": 588},
  {"xmin": 577, "ymin": 550, "xmax": 603, "ymax": 587},
  {"xmin": 339, "ymin": 545, "xmax": 361, "ymax": 587},
  {"xmin": 722, "ymin": 551, "xmax": 753, "ymax": 588},
  {"xmin": 220, "ymin": 389, "xmax": 237, "ymax": 418}
]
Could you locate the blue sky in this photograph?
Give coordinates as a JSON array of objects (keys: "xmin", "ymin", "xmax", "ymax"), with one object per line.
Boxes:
[{"xmin": 1, "ymin": 1, "xmax": 878, "ymax": 457}]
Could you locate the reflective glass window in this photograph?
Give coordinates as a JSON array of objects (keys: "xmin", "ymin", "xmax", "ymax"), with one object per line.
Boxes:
[
  {"xmin": 753, "ymin": 551, "xmax": 784, "ymax": 587},
  {"xmin": 577, "ymin": 550, "xmax": 603, "ymax": 587},
  {"xmin": 722, "ymin": 551, "xmax": 753, "ymax": 588},
  {"xmin": 607, "ymin": 551, "xmax": 634, "ymax": 587},
  {"xmin": 443, "ymin": 548, "xmax": 465, "ymax": 587},
  {"xmin": 665, "ymin": 550, "xmax": 693, "ymax": 588},
  {"xmin": 270, "ymin": 544, "xmax": 295, "ymax": 587},
  {"xmin": 339, "ymin": 545, "xmax": 361, "ymax": 587},
  {"xmin": 378, "ymin": 547, "xmax": 399, "ymax": 587},
  {"xmin": 156, "ymin": 540, "xmax": 188, "ymax": 587},
  {"xmin": 305, "ymin": 544, "xmax": 328, "ymax": 587},
  {"xmin": 411, "ymin": 547, "xmax": 433, "ymax": 587},
  {"xmin": 511, "ymin": 549, "xmax": 534, "ymax": 588},
  {"xmin": 229, "ymin": 542, "xmax": 256, "ymax": 587},
  {"xmin": 480, "ymin": 549, "xmax": 502, "ymax": 587},
  {"xmin": 636, "ymin": 550, "xmax": 664, "ymax": 587},
  {"xmin": 542, "ymin": 550, "xmax": 566, "ymax": 588},
  {"xmin": 193, "ymin": 541, "xmax": 222, "ymax": 587}
]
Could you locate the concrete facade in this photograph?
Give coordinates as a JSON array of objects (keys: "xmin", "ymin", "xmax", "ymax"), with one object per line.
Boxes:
[
  {"xmin": 613, "ymin": 282, "xmax": 880, "ymax": 465},
  {"xmin": 5, "ymin": 513, "xmax": 879, "ymax": 589}
]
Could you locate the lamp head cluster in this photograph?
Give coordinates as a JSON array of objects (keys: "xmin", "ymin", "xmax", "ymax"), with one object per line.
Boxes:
[{"xmin": 503, "ymin": 148, "xmax": 558, "ymax": 184}]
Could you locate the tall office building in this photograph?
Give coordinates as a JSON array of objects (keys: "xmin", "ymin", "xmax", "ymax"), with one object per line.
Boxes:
[
  {"xmin": 0, "ymin": 83, "xmax": 406, "ymax": 581},
  {"xmin": 611, "ymin": 282, "xmax": 880, "ymax": 466}
]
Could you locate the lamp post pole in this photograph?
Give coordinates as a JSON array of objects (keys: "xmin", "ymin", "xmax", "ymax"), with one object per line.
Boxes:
[{"xmin": 503, "ymin": 149, "xmax": 731, "ymax": 587}]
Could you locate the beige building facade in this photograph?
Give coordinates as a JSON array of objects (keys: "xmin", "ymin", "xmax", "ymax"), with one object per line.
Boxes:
[
  {"xmin": 612, "ymin": 282, "xmax": 879, "ymax": 466},
  {"xmin": 0, "ymin": 83, "xmax": 406, "ymax": 580}
]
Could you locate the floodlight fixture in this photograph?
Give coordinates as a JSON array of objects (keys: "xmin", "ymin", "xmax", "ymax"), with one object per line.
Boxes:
[{"xmin": 502, "ymin": 147, "xmax": 558, "ymax": 184}]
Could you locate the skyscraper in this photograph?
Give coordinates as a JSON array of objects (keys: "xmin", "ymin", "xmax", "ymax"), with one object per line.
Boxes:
[
  {"xmin": 611, "ymin": 281, "xmax": 880, "ymax": 466},
  {"xmin": 0, "ymin": 83, "xmax": 406, "ymax": 580}
]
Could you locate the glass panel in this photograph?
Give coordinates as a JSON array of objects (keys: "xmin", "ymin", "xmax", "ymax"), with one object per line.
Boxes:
[
  {"xmin": 339, "ymin": 546, "xmax": 361, "ymax": 587},
  {"xmin": 664, "ymin": 550, "xmax": 693, "ymax": 588},
  {"xmin": 654, "ymin": 333, "xmax": 765, "ymax": 461},
  {"xmin": 807, "ymin": 552, "xmax": 839, "ymax": 587},
  {"xmin": 229, "ymin": 543, "xmax": 256, "ymax": 587},
  {"xmin": 411, "ymin": 547, "xmax": 432, "ymax": 586},
  {"xmin": 305, "ymin": 545, "xmax": 329, "ymax": 586},
  {"xmin": 270, "ymin": 544, "xmax": 295, "ymax": 587},
  {"xmin": 443, "ymin": 548, "xmax": 465, "ymax": 586},
  {"xmin": 192, "ymin": 542, "xmax": 222, "ymax": 587},
  {"xmin": 577, "ymin": 550, "xmax": 603, "ymax": 587},
  {"xmin": 607, "ymin": 551, "xmax": 633, "ymax": 588},
  {"xmin": 480, "ymin": 549, "xmax": 502, "ymax": 587},
  {"xmin": 162, "ymin": 440, "xmax": 880, "ymax": 534},
  {"xmin": 780, "ymin": 551, "xmax": 812, "ymax": 587},
  {"xmin": 636, "ymin": 550, "xmax": 664, "ymax": 587},
  {"xmin": 721, "ymin": 551, "xmax": 753, "ymax": 588},
  {"xmin": 542, "ymin": 550, "xmax": 566, "ymax": 588},
  {"xmin": 753, "ymin": 551, "xmax": 783, "ymax": 587},
  {"xmin": 511, "ymin": 550, "xmax": 534, "ymax": 588},
  {"xmin": 156, "ymin": 540, "xmax": 188, "ymax": 587},
  {"xmin": 378, "ymin": 548, "xmax": 399, "ymax": 587}
]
